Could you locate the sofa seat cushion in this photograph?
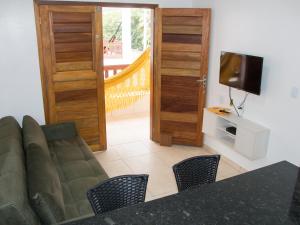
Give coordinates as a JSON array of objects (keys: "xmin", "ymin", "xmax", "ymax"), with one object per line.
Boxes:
[
  {"xmin": 0, "ymin": 162, "xmax": 39, "ymax": 225},
  {"xmin": 61, "ymin": 176, "xmax": 107, "ymax": 219},
  {"xmin": 48, "ymin": 137, "xmax": 108, "ymax": 219},
  {"xmin": 64, "ymin": 200, "xmax": 93, "ymax": 220},
  {"xmin": 48, "ymin": 138, "xmax": 100, "ymax": 166},
  {"xmin": 26, "ymin": 143, "xmax": 66, "ymax": 225},
  {"xmin": 59, "ymin": 159, "xmax": 103, "ymax": 181}
]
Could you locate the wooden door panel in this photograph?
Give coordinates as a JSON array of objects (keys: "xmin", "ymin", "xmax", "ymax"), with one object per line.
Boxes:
[
  {"xmin": 73, "ymin": 116, "xmax": 100, "ymax": 149},
  {"xmin": 56, "ymin": 62, "xmax": 93, "ymax": 72},
  {"xmin": 39, "ymin": 5, "xmax": 106, "ymax": 151},
  {"xmin": 161, "ymin": 101, "xmax": 198, "ymax": 113},
  {"xmin": 53, "ymin": 24, "xmax": 92, "ymax": 33},
  {"xmin": 56, "ymin": 100, "xmax": 98, "ymax": 119},
  {"xmin": 162, "ymin": 34, "xmax": 202, "ymax": 44},
  {"xmin": 161, "ymin": 87, "xmax": 199, "ymax": 100},
  {"xmin": 161, "ymin": 120, "xmax": 198, "ymax": 145},
  {"xmin": 162, "ymin": 8, "xmax": 208, "ymax": 17},
  {"xmin": 163, "ymin": 25, "xmax": 202, "ymax": 35},
  {"xmin": 52, "ymin": 12, "xmax": 93, "ymax": 23},
  {"xmin": 161, "ymin": 112, "xmax": 198, "ymax": 123},
  {"xmin": 56, "ymin": 52, "xmax": 93, "ymax": 63},
  {"xmin": 161, "ymin": 75, "xmax": 199, "ymax": 87},
  {"xmin": 55, "ymin": 88, "xmax": 97, "ymax": 102},
  {"xmin": 55, "ymin": 42, "xmax": 93, "ymax": 53},
  {"xmin": 161, "ymin": 68, "xmax": 201, "ymax": 77},
  {"xmin": 162, "ymin": 51, "xmax": 201, "ymax": 61},
  {"xmin": 56, "ymin": 109, "xmax": 98, "ymax": 122},
  {"xmin": 54, "ymin": 33, "xmax": 93, "ymax": 43},
  {"xmin": 53, "ymin": 80, "xmax": 97, "ymax": 92},
  {"xmin": 161, "ymin": 75, "xmax": 199, "ymax": 114},
  {"xmin": 162, "ymin": 60, "xmax": 201, "ymax": 70},
  {"xmin": 162, "ymin": 43, "xmax": 202, "ymax": 52},
  {"xmin": 153, "ymin": 8, "xmax": 211, "ymax": 146},
  {"xmin": 53, "ymin": 71, "xmax": 96, "ymax": 82},
  {"xmin": 162, "ymin": 16, "xmax": 203, "ymax": 26}
]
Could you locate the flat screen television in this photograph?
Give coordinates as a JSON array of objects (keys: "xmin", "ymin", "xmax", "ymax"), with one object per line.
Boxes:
[{"xmin": 219, "ymin": 51, "xmax": 264, "ymax": 95}]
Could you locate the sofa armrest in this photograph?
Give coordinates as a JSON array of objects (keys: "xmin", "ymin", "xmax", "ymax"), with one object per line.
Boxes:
[{"xmin": 42, "ymin": 122, "xmax": 78, "ymax": 141}]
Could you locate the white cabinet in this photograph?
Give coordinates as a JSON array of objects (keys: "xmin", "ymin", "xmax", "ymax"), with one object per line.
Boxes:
[{"xmin": 202, "ymin": 109, "xmax": 270, "ymax": 160}]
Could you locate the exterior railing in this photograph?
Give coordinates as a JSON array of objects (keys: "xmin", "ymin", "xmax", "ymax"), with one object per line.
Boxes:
[{"xmin": 103, "ymin": 64, "xmax": 129, "ymax": 79}]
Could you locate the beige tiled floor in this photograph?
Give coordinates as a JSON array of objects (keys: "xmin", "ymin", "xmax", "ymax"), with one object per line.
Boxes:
[{"xmin": 94, "ymin": 114, "xmax": 246, "ymax": 202}]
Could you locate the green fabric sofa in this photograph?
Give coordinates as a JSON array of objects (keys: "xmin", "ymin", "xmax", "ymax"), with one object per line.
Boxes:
[
  {"xmin": 0, "ymin": 116, "xmax": 108, "ymax": 225},
  {"xmin": 0, "ymin": 116, "xmax": 40, "ymax": 225}
]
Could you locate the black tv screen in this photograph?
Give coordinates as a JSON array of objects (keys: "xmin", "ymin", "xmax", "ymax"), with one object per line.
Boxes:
[{"xmin": 219, "ymin": 51, "xmax": 263, "ymax": 95}]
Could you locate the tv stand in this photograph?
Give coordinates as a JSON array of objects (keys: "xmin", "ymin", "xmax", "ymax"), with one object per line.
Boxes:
[{"xmin": 202, "ymin": 108, "xmax": 270, "ymax": 160}]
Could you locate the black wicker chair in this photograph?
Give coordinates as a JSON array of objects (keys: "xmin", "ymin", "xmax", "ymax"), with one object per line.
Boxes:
[
  {"xmin": 87, "ymin": 174, "xmax": 149, "ymax": 214},
  {"xmin": 173, "ymin": 155, "xmax": 220, "ymax": 192}
]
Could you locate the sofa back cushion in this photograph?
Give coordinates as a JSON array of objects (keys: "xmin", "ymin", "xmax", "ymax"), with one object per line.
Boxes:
[
  {"xmin": 0, "ymin": 116, "xmax": 40, "ymax": 225},
  {"xmin": 22, "ymin": 116, "xmax": 49, "ymax": 155},
  {"xmin": 42, "ymin": 122, "xmax": 78, "ymax": 142},
  {"xmin": 23, "ymin": 116, "xmax": 66, "ymax": 225}
]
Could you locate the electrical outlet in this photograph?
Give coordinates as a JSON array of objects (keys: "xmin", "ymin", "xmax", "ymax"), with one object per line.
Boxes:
[{"xmin": 291, "ymin": 87, "xmax": 299, "ymax": 99}]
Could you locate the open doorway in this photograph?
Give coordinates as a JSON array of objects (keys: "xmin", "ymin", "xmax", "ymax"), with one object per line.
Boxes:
[
  {"xmin": 102, "ymin": 7, "xmax": 152, "ymax": 146},
  {"xmin": 34, "ymin": 3, "xmax": 244, "ymax": 202}
]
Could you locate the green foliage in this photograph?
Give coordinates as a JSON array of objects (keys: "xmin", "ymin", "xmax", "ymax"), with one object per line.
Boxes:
[
  {"xmin": 103, "ymin": 9, "xmax": 122, "ymax": 41},
  {"xmin": 131, "ymin": 9, "xmax": 151, "ymax": 51},
  {"xmin": 131, "ymin": 9, "xmax": 143, "ymax": 51},
  {"xmin": 103, "ymin": 9, "xmax": 151, "ymax": 51}
]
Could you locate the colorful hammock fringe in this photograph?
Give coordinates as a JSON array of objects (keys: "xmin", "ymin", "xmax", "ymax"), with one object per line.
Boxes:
[{"xmin": 104, "ymin": 48, "xmax": 151, "ymax": 113}]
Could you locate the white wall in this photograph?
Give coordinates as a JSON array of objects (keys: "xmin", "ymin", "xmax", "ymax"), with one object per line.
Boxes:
[
  {"xmin": 193, "ymin": 0, "xmax": 300, "ymax": 168},
  {"xmin": 192, "ymin": 0, "xmax": 211, "ymax": 8},
  {"xmin": 0, "ymin": 0, "xmax": 45, "ymax": 124},
  {"xmin": 0, "ymin": 0, "xmax": 194, "ymax": 125}
]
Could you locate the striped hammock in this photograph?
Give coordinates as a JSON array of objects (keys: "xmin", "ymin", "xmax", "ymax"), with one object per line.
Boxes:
[{"xmin": 104, "ymin": 48, "xmax": 151, "ymax": 113}]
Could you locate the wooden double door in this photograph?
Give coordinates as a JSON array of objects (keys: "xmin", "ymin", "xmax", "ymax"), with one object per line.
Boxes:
[{"xmin": 35, "ymin": 2, "xmax": 211, "ymax": 151}]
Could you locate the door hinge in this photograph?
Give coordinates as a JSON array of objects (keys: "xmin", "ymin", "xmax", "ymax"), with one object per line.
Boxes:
[{"xmin": 196, "ymin": 75, "xmax": 207, "ymax": 89}]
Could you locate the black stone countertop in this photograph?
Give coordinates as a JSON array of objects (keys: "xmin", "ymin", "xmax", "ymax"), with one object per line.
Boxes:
[{"xmin": 65, "ymin": 161, "xmax": 300, "ymax": 225}]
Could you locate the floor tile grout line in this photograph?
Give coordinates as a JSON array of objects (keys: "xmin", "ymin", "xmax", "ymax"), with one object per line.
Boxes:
[{"xmin": 121, "ymin": 156, "xmax": 156, "ymax": 198}]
